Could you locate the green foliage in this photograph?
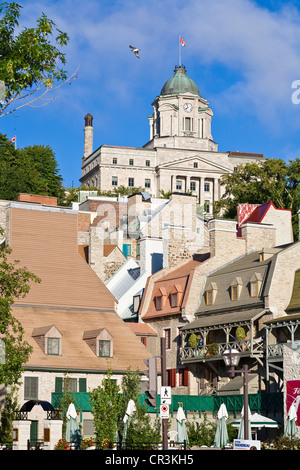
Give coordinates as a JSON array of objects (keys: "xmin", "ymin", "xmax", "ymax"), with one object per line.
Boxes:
[
  {"xmin": 0, "ymin": 390, "xmax": 19, "ymax": 444},
  {"xmin": 186, "ymin": 414, "xmax": 217, "ymax": 447},
  {"xmin": 0, "ymin": 133, "xmax": 63, "ymax": 201},
  {"xmin": 266, "ymin": 435, "xmax": 300, "ymax": 450},
  {"xmin": 236, "ymin": 326, "xmax": 246, "ymax": 341},
  {"xmin": 62, "ymin": 185, "xmax": 147, "ymax": 206},
  {"xmin": 120, "ymin": 369, "xmax": 161, "ymax": 449},
  {"xmin": 214, "ymin": 158, "xmax": 300, "ymax": 239},
  {"xmin": 0, "ymin": 2, "xmax": 70, "ymax": 117},
  {"xmin": 90, "ymin": 369, "xmax": 121, "ymax": 446},
  {"xmin": 188, "ymin": 333, "xmax": 199, "ymax": 348},
  {"xmin": 0, "ymin": 227, "xmax": 40, "ymax": 386}
]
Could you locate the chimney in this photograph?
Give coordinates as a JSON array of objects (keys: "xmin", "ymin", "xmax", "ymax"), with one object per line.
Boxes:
[{"xmin": 83, "ymin": 113, "xmax": 93, "ymax": 159}]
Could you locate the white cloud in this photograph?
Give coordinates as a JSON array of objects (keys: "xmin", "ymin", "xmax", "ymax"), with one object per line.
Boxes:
[{"xmin": 17, "ymin": 0, "xmax": 300, "ymax": 128}]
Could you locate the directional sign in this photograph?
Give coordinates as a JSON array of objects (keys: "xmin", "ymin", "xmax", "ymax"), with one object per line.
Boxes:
[
  {"xmin": 160, "ymin": 386, "xmax": 171, "ymax": 404},
  {"xmin": 160, "ymin": 404, "xmax": 169, "ymax": 419}
]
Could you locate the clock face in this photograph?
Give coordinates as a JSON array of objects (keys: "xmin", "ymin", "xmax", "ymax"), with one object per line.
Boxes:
[{"xmin": 184, "ymin": 103, "xmax": 193, "ymax": 112}]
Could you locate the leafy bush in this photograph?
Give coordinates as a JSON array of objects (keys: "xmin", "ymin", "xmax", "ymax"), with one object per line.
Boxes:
[{"xmin": 186, "ymin": 414, "xmax": 217, "ymax": 447}]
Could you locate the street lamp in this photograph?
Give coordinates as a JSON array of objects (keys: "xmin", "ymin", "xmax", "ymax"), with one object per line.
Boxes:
[{"xmin": 223, "ymin": 348, "xmax": 249, "ymax": 440}]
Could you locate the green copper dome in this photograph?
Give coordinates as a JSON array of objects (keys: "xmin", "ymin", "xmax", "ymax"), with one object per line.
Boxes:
[{"xmin": 160, "ymin": 66, "xmax": 201, "ymax": 96}]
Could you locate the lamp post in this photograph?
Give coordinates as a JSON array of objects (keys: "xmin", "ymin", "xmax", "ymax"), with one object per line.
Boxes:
[{"xmin": 223, "ymin": 348, "xmax": 249, "ymax": 440}]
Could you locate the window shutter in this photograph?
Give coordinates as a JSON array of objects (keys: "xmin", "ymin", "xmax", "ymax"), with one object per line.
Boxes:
[
  {"xmin": 183, "ymin": 369, "xmax": 189, "ymax": 386},
  {"xmin": 55, "ymin": 377, "xmax": 63, "ymax": 393},
  {"xmin": 170, "ymin": 369, "xmax": 176, "ymax": 387},
  {"xmin": 79, "ymin": 378, "xmax": 87, "ymax": 392}
]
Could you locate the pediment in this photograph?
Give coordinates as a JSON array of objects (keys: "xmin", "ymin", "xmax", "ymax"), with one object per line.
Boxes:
[{"xmin": 158, "ymin": 154, "xmax": 231, "ymax": 173}]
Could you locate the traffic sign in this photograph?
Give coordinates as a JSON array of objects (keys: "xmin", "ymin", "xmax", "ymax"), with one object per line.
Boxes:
[
  {"xmin": 160, "ymin": 404, "xmax": 169, "ymax": 419},
  {"xmin": 161, "ymin": 386, "xmax": 171, "ymax": 404}
]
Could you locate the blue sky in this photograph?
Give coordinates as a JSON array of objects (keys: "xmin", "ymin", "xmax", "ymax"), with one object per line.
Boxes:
[{"xmin": 2, "ymin": 0, "xmax": 300, "ymax": 187}]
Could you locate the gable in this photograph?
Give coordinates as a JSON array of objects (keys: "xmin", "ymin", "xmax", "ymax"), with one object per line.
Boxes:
[{"xmin": 157, "ymin": 154, "xmax": 231, "ymax": 173}]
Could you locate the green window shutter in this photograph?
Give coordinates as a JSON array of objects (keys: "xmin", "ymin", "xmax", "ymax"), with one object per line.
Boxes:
[
  {"xmin": 79, "ymin": 378, "xmax": 87, "ymax": 392},
  {"xmin": 55, "ymin": 377, "xmax": 63, "ymax": 393}
]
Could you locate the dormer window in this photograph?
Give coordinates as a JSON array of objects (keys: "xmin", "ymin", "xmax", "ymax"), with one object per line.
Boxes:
[
  {"xmin": 230, "ymin": 277, "xmax": 243, "ymax": 301},
  {"xmin": 99, "ymin": 340, "xmax": 111, "ymax": 358},
  {"xmin": 250, "ymin": 273, "xmax": 262, "ymax": 297},
  {"xmin": 170, "ymin": 284, "xmax": 183, "ymax": 308},
  {"xmin": 83, "ymin": 328, "xmax": 113, "ymax": 358},
  {"xmin": 154, "ymin": 287, "xmax": 167, "ymax": 311},
  {"xmin": 32, "ymin": 325, "xmax": 62, "ymax": 356},
  {"xmin": 47, "ymin": 337, "xmax": 60, "ymax": 356},
  {"xmin": 205, "ymin": 282, "xmax": 218, "ymax": 306}
]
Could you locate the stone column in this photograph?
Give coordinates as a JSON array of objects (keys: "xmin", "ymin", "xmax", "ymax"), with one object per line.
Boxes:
[
  {"xmin": 43, "ymin": 419, "xmax": 63, "ymax": 450},
  {"xmin": 12, "ymin": 420, "xmax": 31, "ymax": 450}
]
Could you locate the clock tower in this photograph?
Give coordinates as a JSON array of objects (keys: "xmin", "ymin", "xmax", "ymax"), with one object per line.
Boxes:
[{"xmin": 145, "ymin": 65, "xmax": 217, "ymax": 152}]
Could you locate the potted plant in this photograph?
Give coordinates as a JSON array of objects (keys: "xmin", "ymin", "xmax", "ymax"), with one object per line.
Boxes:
[
  {"xmin": 188, "ymin": 333, "xmax": 199, "ymax": 348},
  {"xmin": 236, "ymin": 326, "xmax": 246, "ymax": 341}
]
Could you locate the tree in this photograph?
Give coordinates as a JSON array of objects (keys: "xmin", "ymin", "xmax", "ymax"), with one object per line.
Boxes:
[
  {"xmin": 90, "ymin": 369, "xmax": 121, "ymax": 447},
  {"xmin": 120, "ymin": 368, "xmax": 161, "ymax": 450},
  {"xmin": 0, "ymin": 2, "xmax": 76, "ymax": 118},
  {"xmin": 0, "ymin": 133, "xmax": 64, "ymax": 201},
  {"xmin": 61, "ymin": 185, "xmax": 147, "ymax": 206},
  {"xmin": 0, "ymin": 228, "xmax": 40, "ymax": 387},
  {"xmin": 214, "ymin": 158, "xmax": 300, "ymax": 238}
]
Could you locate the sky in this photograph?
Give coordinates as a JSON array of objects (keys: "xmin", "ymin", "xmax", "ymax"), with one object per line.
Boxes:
[{"xmin": 2, "ymin": 0, "xmax": 300, "ymax": 187}]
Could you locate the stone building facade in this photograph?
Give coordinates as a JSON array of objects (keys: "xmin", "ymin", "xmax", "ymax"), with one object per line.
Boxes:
[{"xmin": 80, "ymin": 65, "xmax": 264, "ymax": 215}]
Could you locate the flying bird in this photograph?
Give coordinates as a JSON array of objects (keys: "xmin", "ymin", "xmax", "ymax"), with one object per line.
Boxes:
[{"xmin": 129, "ymin": 45, "xmax": 141, "ymax": 58}]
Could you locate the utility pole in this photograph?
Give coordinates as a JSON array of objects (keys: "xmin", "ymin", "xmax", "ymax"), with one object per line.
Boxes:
[{"xmin": 161, "ymin": 337, "xmax": 168, "ymax": 451}]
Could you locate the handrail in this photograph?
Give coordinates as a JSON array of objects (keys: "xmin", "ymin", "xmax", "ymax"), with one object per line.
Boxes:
[{"xmin": 180, "ymin": 339, "xmax": 264, "ymax": 361}]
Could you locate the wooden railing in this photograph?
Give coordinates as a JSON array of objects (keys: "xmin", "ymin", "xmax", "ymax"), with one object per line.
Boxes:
[{"xmin": 180, "ymin": 338, "xmax": 264, "ymax": 362}]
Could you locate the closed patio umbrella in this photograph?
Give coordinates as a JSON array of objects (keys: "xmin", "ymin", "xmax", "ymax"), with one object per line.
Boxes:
[
  {"xmin": 122, "ymin": 399, "xmax": 136, "ymax": 448},
  {"xmin": 176, "ymin": 406, "xmax": 189, "ymax": 445},
  {"xmin": 232, "ymin": 406, "xmax": 252, "ymax": 439},
  {"xmin": 214, "ymin": 403, "xmax": 229, "ymax": 448},
  {"xmin": 284, "ymin": 403, "xmax": 297, "ymax": 438},
  {"xmin": 66, "ymin": 403, "xmax": 81, "ymax": 448}
]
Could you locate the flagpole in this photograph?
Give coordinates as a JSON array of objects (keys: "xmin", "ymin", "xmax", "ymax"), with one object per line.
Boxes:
[{"xmin": 179, "ymin": 35, "xmax": 181, "ymax": 67}]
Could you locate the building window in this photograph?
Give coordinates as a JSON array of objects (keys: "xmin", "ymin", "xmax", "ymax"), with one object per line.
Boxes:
[
  {"xmin": 170, "ymin": 293, "xmax": 178, "ymax": 308},
  {"xmin": 250, "ymin": 281, "xmax": 258, "ymax": 297},
  {"xmin": 178, "ymin": 368, "xmax": 189, "ymax": 387},
  {"xmin": 205, "ymin": 290, "xmax": 213, "ymax": 305},
  {"xmin": 204, "ymin": 200, "xmax": 210, "ymax": 213},
  {"xmin": 112, "ymin": 176, "xmax": 118, "ymax": 186},
  {"xmin": 194, "ymin": 162, "xmax": 198, "ymax": 168},
  {"xmin": 128, "ymin": 177, "xmax": 134, "ymax": 187},
  {"xmin": 231, "ymin": 285, "xmax": 238, "ymax": 301},
  {"xmin": 167, "ymin": 369, "xmax": 176, "ymax": 387},
  {"xmin": 234, "ymin": 167, "xmax": 238, "ymax": 172},
  {"xmin": 141, "ymin": 337, "xmax": 147, "ymax": 346},
  {"xmin": 190, "ymin": 181, "xmax": 196, "ymax": 191},
  {"xmin": 145, "ymin": 179, "xmax": 151, "ymax": 188},
  {"xmin": 47, "ymin": 337, "xmax": 60, "ymax": 356},
  {"xmin": 129, "ymin": 159, "xmax": 134, "ymax": 166},
  {"xmin": 146, "ymin": 160, "xmax": 150, "ymax": 167},
  {"xmin": 184, "ymin": 117, "xmax": 192, "ymax": 131},
  {"xmin": 155, "ymin": 296, "xmax": 162, "ymax": 310},
  {"xmin": 176, "ymin": 180, "xmax": 182, "ymax": 190},
  {"xmin": 164, "ymin": 328, "xmax": 171, "ymax": 350},
  {"xmin": 24, "ymin": 377, "xmax": 38, "ymax": 400},
  {"xmin": 204, "ymin": 182, "xmax": 210, "ymax": 192},
  {"xmin": 113, "ymin": 157, "xmax": 117, "ymax": 164},
  {"xmin": 99, "ymin": 340, "xmax": 111, "ymax": 357}
]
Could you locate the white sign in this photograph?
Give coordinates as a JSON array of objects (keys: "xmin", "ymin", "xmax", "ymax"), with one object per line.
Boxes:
[
  {"xmin": 160, "ymin": 404, "xmax": 169, "ymax": 419},
  {"xmin": 161, "ymin": 386, "xmax": 171, "ymax": 404},
  {"xmin": 233, "ymin": 439, "xmax": 261, "ymax": 450}
]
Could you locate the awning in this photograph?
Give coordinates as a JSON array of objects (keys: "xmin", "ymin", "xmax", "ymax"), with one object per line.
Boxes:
[{"xmin": 181, "ymin": 309, "xmax": 266, "ymax": 332}]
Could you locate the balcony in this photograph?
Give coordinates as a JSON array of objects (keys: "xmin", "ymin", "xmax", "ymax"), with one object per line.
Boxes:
[{"xmin": 180, "ymin": 338, "xmax": 264, "ymax": 364}]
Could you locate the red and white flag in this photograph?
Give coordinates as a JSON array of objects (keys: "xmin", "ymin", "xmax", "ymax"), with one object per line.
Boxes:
[
  {"xmin": 180, "ymin": 36, "xmax": 185, "ymax": 47},
  {"xmin": 10, "ymin": 136, "xmax": 16, "ymax": 143}
]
